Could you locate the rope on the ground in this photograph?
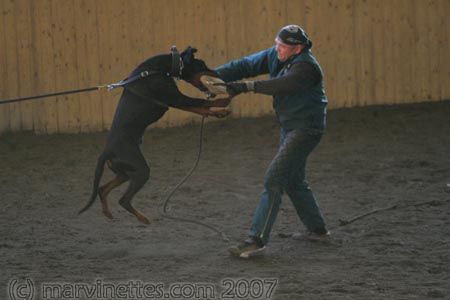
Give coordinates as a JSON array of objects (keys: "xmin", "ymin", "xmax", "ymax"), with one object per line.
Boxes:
[
  {"xmin": 334, "ymin": 198, "xmax": 450, "ymax": 229},
  {"xmin": 160, "ymin": 117, "xmax": 230, "ymax": 242}
]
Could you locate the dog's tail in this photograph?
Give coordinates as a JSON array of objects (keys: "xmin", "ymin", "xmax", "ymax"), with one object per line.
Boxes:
[{"xmin": 79, "ymin": 152, "xmax": 109, "ymax": 215}]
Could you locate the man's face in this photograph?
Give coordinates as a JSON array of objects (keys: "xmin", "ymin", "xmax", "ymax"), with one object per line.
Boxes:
[{"xmin": 275, "ymin": 38, "xmax": 302, "ymax": 62}]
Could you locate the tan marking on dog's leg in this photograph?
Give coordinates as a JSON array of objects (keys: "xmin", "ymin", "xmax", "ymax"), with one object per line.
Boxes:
[
  {"xmin": 99, "ymin": 176, "xmax": 129, "ymax": 219},
  {"xmin": 98, "ymin": 187, "xmax": 113, "ymax": 219},
  {"xmin": 119, "ymin": 200, "xmax": 150, "ymax": 225},
  {"xmin": 134, "ymin": 210, "xmax": 150, "ymax": 225}
]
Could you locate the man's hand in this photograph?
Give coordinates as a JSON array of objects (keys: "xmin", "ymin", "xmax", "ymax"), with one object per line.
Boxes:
[
  {"xmin": 215, "ymin": 81, "xmax": 254, "ymax": 96},
  {"xmin": 210, "ymin": 97, "xmax": 232, "ymax": 107},
  {"xmin": 177, "ymin": 106, "xmax": 231, "ymax": 118}
]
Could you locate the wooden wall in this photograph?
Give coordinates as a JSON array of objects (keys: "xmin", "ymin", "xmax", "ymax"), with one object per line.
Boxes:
[{"xmin": 0, "ymin": 0, "xmax": 449, "ymax": 134}]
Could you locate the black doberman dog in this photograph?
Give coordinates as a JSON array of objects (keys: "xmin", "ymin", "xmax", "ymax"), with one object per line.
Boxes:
[{"xmin": 79, "ymin": 46, "xmax": 231, "ymax": 224}]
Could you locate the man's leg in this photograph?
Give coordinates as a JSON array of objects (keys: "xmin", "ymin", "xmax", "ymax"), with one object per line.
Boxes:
[
  {"xmin": 248, "ymin": 128, "xmax": 295, "ymax": 244},
  {"xmin": 286, "ymin": 170, "xmax": 327, "ymax": 233},
  {"xmin": 229, "ymin": 167, "xmax": 284, "ymax": 257},
  {"xmin": 230, "ymin": 128, "xmax": 309, "ymax": 257},
  {"xmin": 284, "ymin": 130, "xmax": 328, "ymax": 239}
]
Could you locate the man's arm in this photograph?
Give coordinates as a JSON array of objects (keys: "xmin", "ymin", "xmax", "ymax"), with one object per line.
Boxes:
[
  {"xmin": 224, "ymin": 61, "xmax": 322, "ymax": 96},
  {"xmin": 253, "ymin": 62, "xmax": 322, "ymax": 96},
  {"xmin": 214, "ymin": 48, "xmax": 272, "ymax": 82}
]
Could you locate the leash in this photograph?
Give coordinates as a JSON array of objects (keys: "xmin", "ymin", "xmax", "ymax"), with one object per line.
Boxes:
[
  {"xmin": 0, "ymin": 86, "xmax": 107, "ymax": 105},
  {"xmin": 160, "ymin": 116, "xmax": 230, "ymax": 242},
  {"xmin": 0, "ymin": 71, "xmax": 156, "ymax": 105}
]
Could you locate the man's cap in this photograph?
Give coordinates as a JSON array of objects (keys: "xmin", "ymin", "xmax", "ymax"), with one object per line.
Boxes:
[{"xmin": 276, "ymin": 25, "xmax": 312, "ymax": 48}]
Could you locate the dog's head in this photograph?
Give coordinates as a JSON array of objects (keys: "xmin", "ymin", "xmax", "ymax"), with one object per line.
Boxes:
[{"xmin": 180, "ymin": 46, "xmax": 219, "ymax": 92}]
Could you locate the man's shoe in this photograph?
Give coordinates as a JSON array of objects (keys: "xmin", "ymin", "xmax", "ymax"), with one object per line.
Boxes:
[
  {"xmin": 228, "ymin": 238, "xmax": 266, "ymax": 258},
  {"xmin": 292, "ymin": 230, "xmax": 331, "ymax": 242}
]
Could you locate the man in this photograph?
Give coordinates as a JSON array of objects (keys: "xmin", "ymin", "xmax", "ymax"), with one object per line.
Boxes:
[{"xmin": 215, "ymin": 25, "xmax": 329, "ymax": 258}]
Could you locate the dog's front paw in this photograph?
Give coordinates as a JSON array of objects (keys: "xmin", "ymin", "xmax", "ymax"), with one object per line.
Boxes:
[{"xmin": 211, "ymin": 97, "xmax": 232, "ymax": 108}]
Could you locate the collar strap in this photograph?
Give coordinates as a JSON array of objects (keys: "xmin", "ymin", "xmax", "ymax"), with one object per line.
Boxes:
[{"xmin": 170, "ymin": 46, "xmax": 184, "ymax": 79}]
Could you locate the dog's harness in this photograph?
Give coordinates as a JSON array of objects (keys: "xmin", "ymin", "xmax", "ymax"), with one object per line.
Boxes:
[{"xmin": 106, "ymin": 46, "xmax": 183, "ymax": 91}]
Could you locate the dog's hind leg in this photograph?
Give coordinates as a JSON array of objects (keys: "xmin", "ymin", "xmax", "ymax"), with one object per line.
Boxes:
[
  {"xmin": 99, "ymin": 173, "xmax": 129, "ymax": 219},
  {"xmin": 115, "ymin": 146, "xmax": 151, "ymax": 224},
  {"xmin": 118, "ymin": 166, "xmax": 150, "ymax": 224}
]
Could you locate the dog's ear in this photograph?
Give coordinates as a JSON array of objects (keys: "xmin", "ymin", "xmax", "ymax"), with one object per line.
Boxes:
[
  {"xmin": 181, "ymin": 46, "xmax": 198, "ymax": 64},
  {"xmin": 184, "ymin": 46, "xmax": 197, "ymax": 54}
]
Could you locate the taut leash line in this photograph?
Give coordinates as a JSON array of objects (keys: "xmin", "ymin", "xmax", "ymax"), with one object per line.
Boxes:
[
  {"xmin": 0, "ymin": 86, "xmax": 106, "ymax": 105},
  {"xmin": 0, "ymin": 71, "xmax": 154, "ymax": 105}
]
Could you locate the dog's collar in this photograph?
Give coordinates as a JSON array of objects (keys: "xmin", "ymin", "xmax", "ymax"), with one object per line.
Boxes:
[{"xmin": 169, "ymin": 46, "xmax": 184, "ymax": 79}]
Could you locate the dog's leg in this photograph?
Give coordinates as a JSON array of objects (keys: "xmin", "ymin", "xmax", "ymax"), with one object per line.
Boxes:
[
  {"xmin": 118, "ymin": 168, "xmax": 150, "ymax": 224},
  {"xmin": 99, "ymin": 174, "xmax": 129, "ymax": 219},
  {"xmin": 113, "ymin": 147, "xmax": 151, "ymax": 224}
]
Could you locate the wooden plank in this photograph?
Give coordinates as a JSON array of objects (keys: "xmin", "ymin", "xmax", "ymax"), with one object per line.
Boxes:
[
  {"xmin": 302, "ymin": 0, "xmax": 315, "ymax": 40},
  {"xmin": 93, "ymin": 0, "xmax": 109, "ymax": 130},
  {"xmin": 269, "ymin": 0, "xmax": 288, "ymax": 31},
  {"xmin": 132, "ymin": 0, "xmax": 156, "ymax": 61},
  {"xmin": 394, "ymin": 0, "xmax": 413, "ymax": 104},
  {"xmin": 389, "ymin": 0, "xmax": 400, "ymax": 104},
  {"xmin": 94, "ymin": 0, "xmax": 121, "ymax": 130},
  {"xmin": 414, "ymin": 0, "xmax": 432, "ymax": 102},
  {"xmin": 74, "ymin": 0, "xmax": 103, "ymax": 132},
  {"xmin": 104, "ymin": 0, "xmax": 127, "ymax": 129},
  {"xmin": 370, "ymin": 0, "xmax": 386, "ymax": 105},
  {"xmin": 352, "ymin": 0, "xmax": 378, "ymax": 106},
  {"xmin": 303, "ymin": 0, "xmax": 323, "ymax": 57},
  {"xmin": 400, "ymin": 0, "xmax": 415, "ymax": 103},
  {"xmin": 237, "ymin": 0, "xmax": 258, "ymax": 117},
  {"xmin": 51, "ymin": 0, "xmax": 81, "ymax": 133},
  {"xmin": 3, "ymin": 0, "xmax": 21, "ymax": 131},
  {"xmin": 427, "ymin": 0, "xmax": 442, "ymax": 102},
  {"xmin": 389, "ymin": 0, "xmax": 410, "ymax": 103},
  {"xmin": 308, "ymin": 0, "xmax": 333, "ymax": 108},
  {"xmin": 0, "ymin": 0, "xmax": 10, "ymax": 134},
  {"xmin": 324, "ymin": 0, "xmax": 339, "ymax": 108},
  {"xmin": 343, "ymin": 0, "xmax": 361, "ymax": 107},
  {"xmin": 381, "ymin": 0, "xmax": 395, "ymax": 104},
  {"xmin": 226, "ymin": 0, "xmax": 242, "ymax": 118},
  {"xmin": 222, "ymin": 0, "xmax": 245, "ymax": 118},
  {"xmin": 305, "ymin": 0, "xmax": 346, "ymax": 108},
  {"xmin": 285, "ymin": 0, "xmax": 305, "ymax": 26},
  {"xmin": 437, "ymin": 0, "xmax": 450, "ymax": 100},
  {"xmin": 255, "ymin": 0, "xmax": 275, "ymax": 52},
  {"xmin": 333, "ymin": 0, "xmax": 346, "ymax": 107},
  {"xmin": 30, "ymin": 0, "xmax": 58, "ymax": 134},
  {"xmin": 109, "ymin": 0, "xmax": 130, "ymax": 126},
  {"xmin": 125, "ymin": 0, "xmax": 152, "ymax": 67},
  {"xmin": 15, "ymin": 0, "xmax": 34, "ymax": 131}
]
